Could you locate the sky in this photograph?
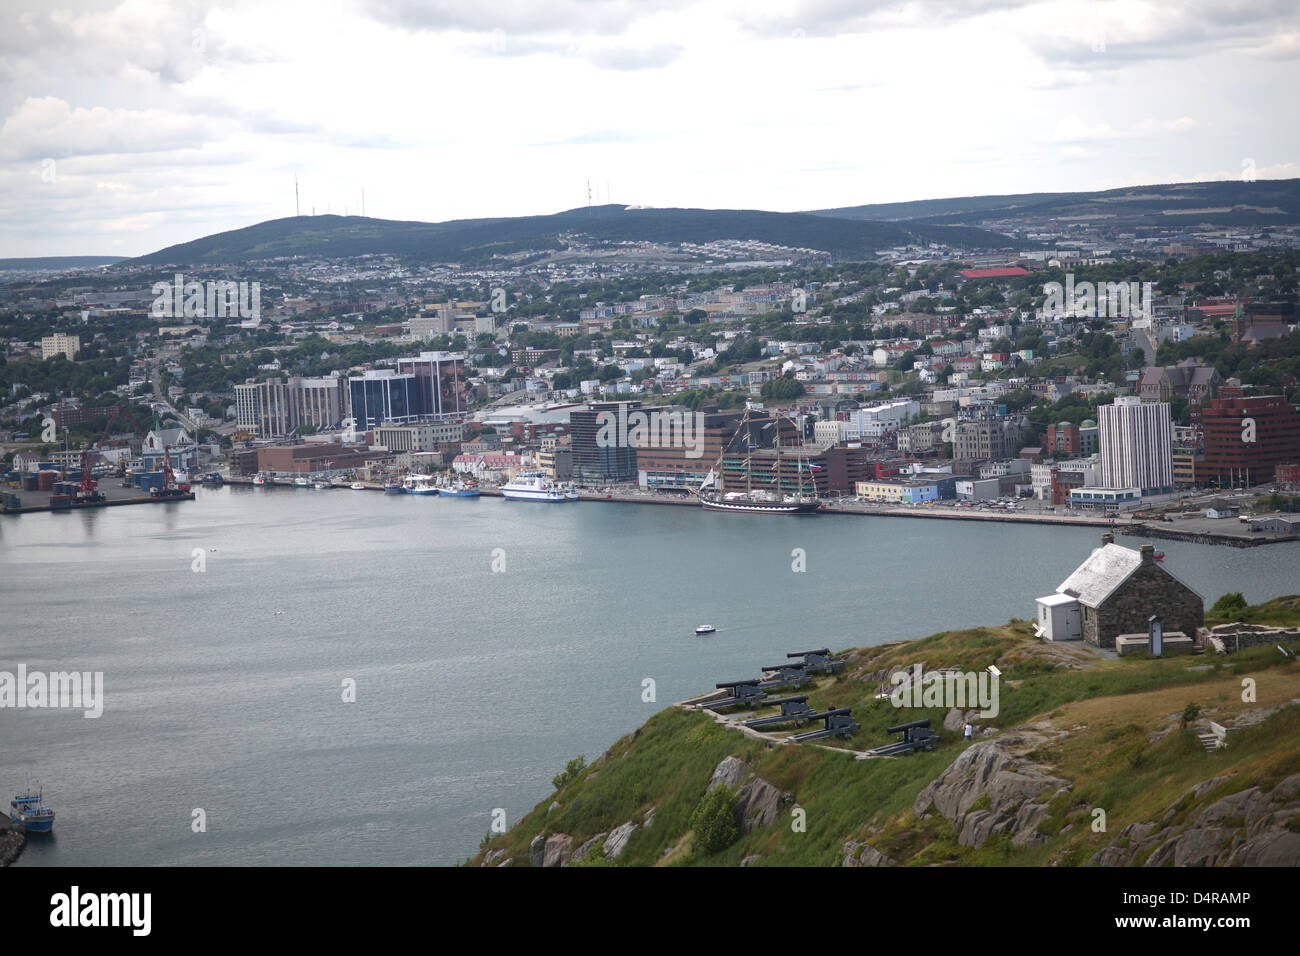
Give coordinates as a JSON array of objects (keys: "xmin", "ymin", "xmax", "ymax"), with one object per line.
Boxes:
[{"xmin": 0, "ymin": 0, "xmax": 1297, "ymax": 258}]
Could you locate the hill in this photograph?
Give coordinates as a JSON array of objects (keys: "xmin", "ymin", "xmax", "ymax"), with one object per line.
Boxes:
[
  {"xmin": 810, "ymin": 178, "xmax": 1300, "ymax": 229},
  {"xmin": 0, "ymin": 256, "xmax": 126, "ymax": 272},
  {"xmin": 469, "ymin": 597, "xmax": 1300, "ymax": 867},
  {"xmin": 127, "ymin": 205, "xmax": 1017, "ymax": 267}
]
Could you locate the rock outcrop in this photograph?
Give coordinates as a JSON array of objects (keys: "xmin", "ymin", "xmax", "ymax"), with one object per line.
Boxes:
[
  {"xmin": 1089, "ymin": 772, "xmax": 1300, "ymax": 867},
  {"xmin": 913, "ymin": 728, "xmax": 1071, "ymax": 848},
  {"xmin": 842, "ymin": 841, "xmax": 894, "ymax": 867},
  {"xmin": 542, "ymin": 833, "xmax": 573, "ymax": 868},
  {"xmin": 604, "ymin": 821, "xmax": 638, "ymax": 859},
  {"xmin": 528, "ymin": 833, "xmax": 546, "ymax": 868},
  {"xmin": 710, "ymin": 756, "xmax": 749, "ymax": 791},
  {"xmin": 737, "ymin": 778, "xmax": 784, "ymax": 833},
  {"xmin": 572, "ymin": 832, "xmax": 607, "ymax": 862}
]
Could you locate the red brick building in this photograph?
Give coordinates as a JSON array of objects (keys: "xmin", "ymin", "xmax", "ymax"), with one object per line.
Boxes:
[{"xmin": 1201, "ymin": 391, "xmax": 1300, "ymax": 486}]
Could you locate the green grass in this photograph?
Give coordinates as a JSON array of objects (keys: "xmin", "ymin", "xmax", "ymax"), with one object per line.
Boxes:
[{"xmin": 467, "ymin": 603, "xmax": 1300, "ymax": 868}]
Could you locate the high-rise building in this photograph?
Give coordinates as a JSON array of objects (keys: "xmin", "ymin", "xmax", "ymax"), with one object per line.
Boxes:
[
  {"xmin": 395, "ymin": 351, "xmax": 469, "ymax": 419},
  {"xmin": 1098, "ymin": 396, "xmax": 1173, "ymax": 494},
  {"xmin": 290, "ymin": 375, "xmax": 345, "ymax": 432},
  {"xmin": 569, "ymin": 401, "xmax": 642, "ymax": 484},
  {"xmin": 41, "ymin": 333, "xmax": 81, "ymax": 360},
  {"xmin": 234, "ymin": 379, "xmax": 293, "ymax": 439},
  {"xmin": 347, "ymin": 370, "xmax": 422, "ymax": 430},
  {"xmin": 1201, "ymin": 391, "xmax": 1300, "ymax": 486}
]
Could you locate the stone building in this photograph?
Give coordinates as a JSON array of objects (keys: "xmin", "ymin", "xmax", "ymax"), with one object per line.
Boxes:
[{"xmin": 1037, "ymin": 534, "xmax": 1203, "ymax": 649}]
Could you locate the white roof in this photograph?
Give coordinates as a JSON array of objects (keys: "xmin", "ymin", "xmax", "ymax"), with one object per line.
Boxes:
[
  {"xmin": 1057, "ymin": 543, "xmax": 1142, "ymax": 607},
  {"xmin": 1037, "ymin": 593, "xmax": 1079, "ymax": 607}
]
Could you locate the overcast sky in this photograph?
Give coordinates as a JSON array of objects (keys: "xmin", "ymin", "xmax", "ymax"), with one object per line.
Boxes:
[{"xmin": 1, "ymin": 0, "xmax": 1297, "ymax": 258}]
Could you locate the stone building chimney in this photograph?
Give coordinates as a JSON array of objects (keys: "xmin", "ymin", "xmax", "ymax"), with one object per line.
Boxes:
[
  {"xmin": 1101, "ymin": 532, "xmax": 1115, "ymax": 546},
  {"xmin": 1140, "ymin": 544, "xmax": 1155, "ymax": 564}
]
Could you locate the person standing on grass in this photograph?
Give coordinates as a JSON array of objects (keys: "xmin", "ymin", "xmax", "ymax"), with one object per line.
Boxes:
[{"xmin": 964, "ymin": 721, "xmax": 973, "ymax": 742}]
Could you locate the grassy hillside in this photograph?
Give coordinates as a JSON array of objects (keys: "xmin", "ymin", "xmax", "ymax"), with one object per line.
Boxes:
[
  {"xmin": 127, "ymin": 205, "xmax": 1017, "ymax": 267},
  {"xmin": 470, "ymin": 596, "xmax": 1300, "ymax": 867},
  {"xmin": 811, "ymin": 178, "xmax": 1300, "ymax": 229}
]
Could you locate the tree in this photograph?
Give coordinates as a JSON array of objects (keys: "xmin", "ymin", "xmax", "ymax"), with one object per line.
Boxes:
[
  {"xmin": 690, "ymin": 785, "xmax": 739, "ymax": 855},
  {"xmin": 761, "ymin": 376, "xmax": 805, "ymax": 401},
  {"xmin": 1210, "ymin": 592, "xmax": 1248, "ymax": 618}
]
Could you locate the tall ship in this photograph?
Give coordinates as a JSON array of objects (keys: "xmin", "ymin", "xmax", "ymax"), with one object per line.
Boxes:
[
  {"xmin": 697, "ymin": 407, "xmax": 821, "ymax": 515},
  {"xmin": 10, "ymin": 787, "xmax": 55, "ymax": 833},
  {"xmin": 500, "ymin": 471, "xmax": 571, "ymax": 502}
]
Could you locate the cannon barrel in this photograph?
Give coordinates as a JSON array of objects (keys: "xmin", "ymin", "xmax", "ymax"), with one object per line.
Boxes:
[
  {"xmin": 760, "ymin": 695, "xmax": 808, "ymax": 706},
  {"xmin": 762, "ymin": 663, "xmax": 806, "ymax": 672},
  {"xmin": 716, "ymin": 679, "xmax": 760, "ymax": 689},
  {"xmin": 788, "ymin": 648, "xmax": 830, "ymax": 658},
  {"xmin": 886, "ymin": 718, "xmax": 933, "ymax": 734}
]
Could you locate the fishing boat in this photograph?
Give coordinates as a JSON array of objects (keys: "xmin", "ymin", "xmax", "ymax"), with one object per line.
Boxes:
[
  {"xmin": 438, "ymin": 481, "xmax": 481, "ymax": 498},
  {"xmin": 697, "ymin": 407, "xmax": 821, "ymax": 514},
  {"xmin": 251, "ymin": 473, "xmax": 266, "ymax": 486},
  {"xmin": 314, "ymin": 480, "xmax": 330, "ymax": 490},
  {"xmin": 565, "ymin": 487, "xmax": 580, "ymax": 501},
  {"xmin": 200, "ymin": 472, "xmax": 224, "ymax": 485},
  {"xmin": 350, "ymin": 481, "xmax": 367, "ymax": 490},
  {"xmin": 501, "ymin": 472, "xmax": 569, "ymax": 502},
  {"xmin": 293, "ymin": 476, "xmax": 312, "ymax": 488},
  {"xmin": 403, "ymin": 475, "xmax": 438, "ymax": 495},
  {"xmin": 383, "ymin": 480, "xmax": 405, "ymax": 495},
  {"xmin": 695, "ymin": 625, "xmax": 716, "ymax": 635},
  {"xmin": 10, "ymin": 787, "xmax": 55, "ymax": 833}
]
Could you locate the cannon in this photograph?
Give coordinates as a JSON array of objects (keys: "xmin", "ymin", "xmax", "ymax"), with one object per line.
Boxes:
[
  {"xmin": 698, "ymin": 679, "xmax": 767, "ymax": 711},
  {"xmin": 788, "ymin": 648, "xmax": 848, "ymax": 674},
  {"xmin": 742, "ymin": 695, "xmax": 816, "ymax": 729},
  {"xmin": 789, "ymin": 707, "xmax": 859, "ymax": 743},
  {"xmin": 866, "ymin": 718, "xmax": 940, "ymax": 756},
  {"xmin": 758, "ymin": 662, "xmax": 811, "ymax": 690}
]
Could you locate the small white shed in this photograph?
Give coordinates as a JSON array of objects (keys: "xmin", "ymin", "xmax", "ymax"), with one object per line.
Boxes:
[{"xmin": 1035, "ymin": 592, "xmax": 1082, "ymax": 641}]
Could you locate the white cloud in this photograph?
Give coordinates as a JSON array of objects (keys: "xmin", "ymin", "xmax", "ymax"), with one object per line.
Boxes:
[{"xmin": 0, "ymin": 0, "xmax": 1295, "ymax": 256}]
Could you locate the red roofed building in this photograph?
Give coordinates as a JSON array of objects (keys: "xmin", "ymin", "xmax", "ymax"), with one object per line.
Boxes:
[{"xmin": 957, "ymin": 267, "xmax": 1030, "ymax": 280}]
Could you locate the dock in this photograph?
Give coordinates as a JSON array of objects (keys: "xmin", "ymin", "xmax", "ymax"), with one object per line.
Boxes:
[{"xmin": 1, "ymin": 491, "xmax": 195, "ymax": 515}]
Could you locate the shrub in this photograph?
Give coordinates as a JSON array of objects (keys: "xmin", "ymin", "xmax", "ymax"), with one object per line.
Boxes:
[
  {"xmin": 1211, "ymin": 592, "xmax": 1248, "ymax": 618},
  {"xmin": 690, "ymin": 785, "xmax": 740, "ymax": 855},
  {"xmin": 552, "ymin": 755, "xmax": 587, "ymax": 791},
  {"xmin": 1180, "ymin": 703, "xmax": 1201, "ymax": 728}
]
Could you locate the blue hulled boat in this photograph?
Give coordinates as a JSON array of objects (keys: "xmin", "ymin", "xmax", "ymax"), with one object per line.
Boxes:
[
  {"xmin": 438, "ymin": 483, "xmax": 481, "ymax": 498},
  {"xmin": 10, "ymin": 788, "xmax": 55, "ymax": 833}
]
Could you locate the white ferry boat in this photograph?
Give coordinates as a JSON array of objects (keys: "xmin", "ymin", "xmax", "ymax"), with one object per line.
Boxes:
[{"xmin": 501, "ymin": 472, "xmax": 570, "ymax": 502}]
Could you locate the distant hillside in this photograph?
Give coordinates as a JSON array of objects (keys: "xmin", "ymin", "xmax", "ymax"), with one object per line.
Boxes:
[
  {"xmin": 0, "ymin": 256, "xmax": 125, "ymax": 272},
  {"xmin": 811, "ymin": 179, "xmax": 1300, "ymax": 228},
  {"xmin": 128, "ymin": 205, "xmax": 1018, "ymax": 267}
]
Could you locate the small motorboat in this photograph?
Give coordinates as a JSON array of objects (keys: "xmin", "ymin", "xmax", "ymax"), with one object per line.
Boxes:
[
  {"xmin": 695, "ymin": 625, "xmax": 716, "ymax": 635},
  {"xmin": 251, "ymin": 473, "xmax": 266, "ymax": 485},
  {"xmin": 314, "ymin": 481, "xmax": 330, "ymax": 490},
  {"xmin": 1154, "ymin": 550, "xmax": 1165, "ymax": 560},
  {"xmin": 351, "ymin": 482, "xmax": 367, "ymax": 490},
  {"xmin": 293, "ymin": 476, "xmax": 311, "ymax": 487}
]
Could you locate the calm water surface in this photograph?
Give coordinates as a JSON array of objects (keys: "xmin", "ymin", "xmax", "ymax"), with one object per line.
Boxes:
[{"xmin": 1, "ymin": 487, "xmax": 1296, "ymax": 865}]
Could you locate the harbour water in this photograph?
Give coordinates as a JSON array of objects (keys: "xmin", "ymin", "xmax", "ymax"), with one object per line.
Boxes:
[{"xmin": 2, "ymin": 487, "xmax": 1297, "ymax": 866}]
